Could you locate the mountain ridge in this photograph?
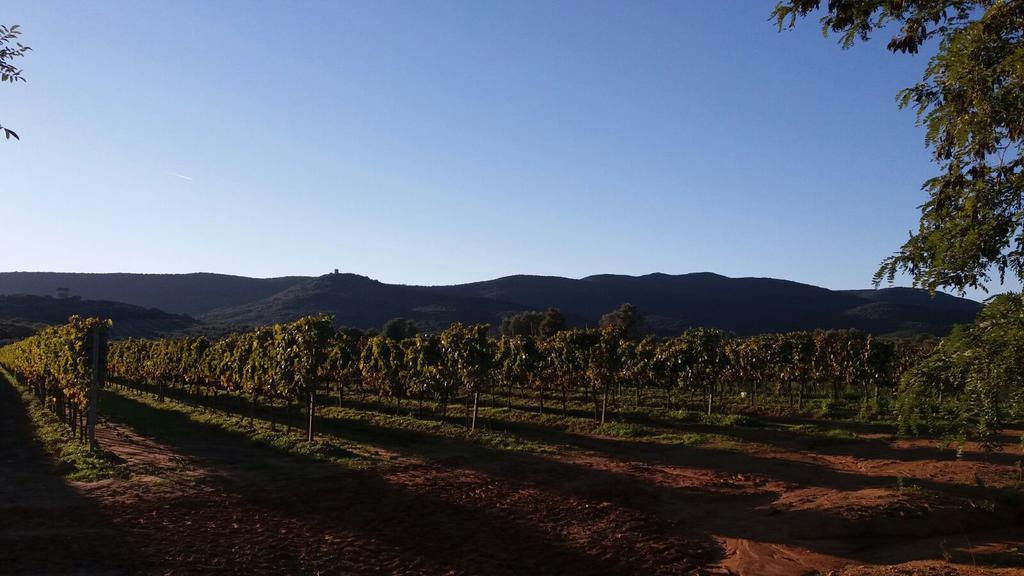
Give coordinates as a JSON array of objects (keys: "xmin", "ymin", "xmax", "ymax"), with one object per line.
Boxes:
[
  {"xmin": 0, "ymin": 294, "xmax": 200, "ymax": 339},
  {"xmin": 0, "ymin": 271, "xmax": 982, "ymax": 337},
  {"xmin": 0, "ymin": 272, "xmax": 306, "ymax": 316}
]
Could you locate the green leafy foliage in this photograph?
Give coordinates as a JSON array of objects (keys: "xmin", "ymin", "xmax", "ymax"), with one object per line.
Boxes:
[
  {"xmin": 381, "ymin": 317, "xmax": 419, "ymax": 340},
  {"xmin": 0, "ymin": 24, "xmax": 29, "ymax": 140},
  {"xmin": 0, "ymin": 316, "xmax": 111, "ymax": 455},
  {"xmin": 599, "ymin": 303, "xmax": 645, "ymax": 340},
  {"xmin": 898, "ymin": 292, "xmax": 1024, "ymax": 444},
  {"xmin": 774, "ymin": 1, "xmax": 1024, "ymax": 293},
  {"xmin": 0, "ymin": 316, "xmax": 110, "ymax": 414},
  {"xmin": 89, "ymin": 311, "xmax": 956, "ymax": 443},
  {"xmin": 499, "ymin": 308, "xmax": 569, "ymax": 338}
]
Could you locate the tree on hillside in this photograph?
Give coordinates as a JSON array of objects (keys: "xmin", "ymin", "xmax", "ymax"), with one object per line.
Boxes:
[
  {"xmin": 1, "ymin": 24, "xmax": 30, "ymax": 141},
  {"xmin": 500, "ymin": 311, "xmax": 544, "ymax": 337},
  {"xmin": 539, "ymin": 308, "xmax": 568, "ymax": 337},
  {"xmin": 600, "ymin": 303, "xmax": 645, "ymax": 340},
  {"xmin": 773, "ymin": 1, "xmax": 1024, "ymax": 294},
  {"xmin": 381, "ymin": 317, "xmax": 419, "ymax": 340},
  {"xmin": 502, "ymin": 308, "xmax": 569, "ymax": 337}
]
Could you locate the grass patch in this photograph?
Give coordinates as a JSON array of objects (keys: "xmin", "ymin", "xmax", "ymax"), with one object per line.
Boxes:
[
  {"xmin": 475, "ymin": 405, "xmax": 742, "ymax": 449},
  {"xmin": 698, "ymin": 413, "xmax": 766, "ymax": 428},
  {"xmin": 318, "ymin": 404, "xmax": 555, "ymax": 455},
  {"xmin": 644, "ymin": 432, "xmax": 729, "ymax": 447},
  {"xmin": 895, "ymin": 475, "xmax": 925, "ymax": 496},
  {"xmin": 108, "ymin": 382, "xmax": 759, "ymax": 465},
  {"xmin": 600, "ymin": 421, "xmax": 651, "ymax": 438},
  {"xmin": 788, "ymin": 423, "xmax": 859, "ymax": 447},
  {"xmin": 475, "ymin": 406, "xmax": 661, "ymax": 441},
  {"xmin": 1, "ymin": 368, "xmax": 125, "ymax": 482},
  {"xmin": 108, "ymin": 385, "xmax": 554, "ymax": 475},
  {"xmin": 104, "ymin": 386, "xmax": 373, "ymax": 469}
]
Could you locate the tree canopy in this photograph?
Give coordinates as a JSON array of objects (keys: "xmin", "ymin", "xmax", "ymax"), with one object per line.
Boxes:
[
  {"xmin": 0, "ymin": 24, "xmax": 29, "ymax": 141},
  {"xmin": 381, "ymin": 317, "xmax": 419, "ymax": 341},
  {"xmin": 599, "ymin": 303, "xmax": 645, "ymax": 340},
  {"xmin": 500, "ymin": 308, "xmax": 568, "ymax": 338},
  {"xmin": 774, "ymin": 1, "xmax": 1024, "ymax": 294},
  {"xmin": 898, "ymin": 291, "xmax": 1024, "ymax": 442},
  {"xmin": 500, "ymin": 311, "xmax": 546, "ymax": 338}
]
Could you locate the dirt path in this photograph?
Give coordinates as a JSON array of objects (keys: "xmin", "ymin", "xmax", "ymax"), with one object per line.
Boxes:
[
  {"xmin": 3, "ymin": 381, "xmax": 1022, "ymax": 575},
  {"xmin": 81, "ymin": 420, "xmax": 717, "ymax": 575},
  {"xmin": 531, "ymin": 431, "xmax": 1024, "ymax": 575}
]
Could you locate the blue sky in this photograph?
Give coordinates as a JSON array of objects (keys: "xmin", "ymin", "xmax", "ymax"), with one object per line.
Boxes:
[{"xmin": 0, "ymin": 1, "xmax": 1014, "ymax": 297}]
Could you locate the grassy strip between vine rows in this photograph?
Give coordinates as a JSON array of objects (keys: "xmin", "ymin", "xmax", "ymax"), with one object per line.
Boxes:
[
  {"xmin": 1, "ymin": 367, "xmax": 125, "ymax": 482},
  {"xmin": 104, "ymin": 383, "xmax": 557, "ymax": 472}
]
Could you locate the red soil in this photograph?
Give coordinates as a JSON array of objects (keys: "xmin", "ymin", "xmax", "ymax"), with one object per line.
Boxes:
[{"xmin": 2, "ymin": 390, "xmax": 1022, "ymax": 575}]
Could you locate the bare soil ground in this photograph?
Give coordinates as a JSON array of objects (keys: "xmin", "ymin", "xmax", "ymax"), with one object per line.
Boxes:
[{"xmin": 2, "ymin": 385, "xmax": 1022, "ymax": 575}]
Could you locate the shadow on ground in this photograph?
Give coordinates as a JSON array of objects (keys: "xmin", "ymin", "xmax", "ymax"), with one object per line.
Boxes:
[
  {"xmin": 100, "ymin": 383, "xmax": 1024, "ymax": 574},
  {"xmin": 0, "ymin": 378, "xmax": 136, "ymax": 575}
]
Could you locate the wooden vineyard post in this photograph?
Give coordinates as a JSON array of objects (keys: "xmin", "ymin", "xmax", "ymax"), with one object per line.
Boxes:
[
  {"xmin": 307, "ymin": 388, "xmax": 316, "ymax": 443},
  {"xmin": 470, "ymin": 390, "xmax": 479, "ymax": 431},
  {"xmin": 87, "ymin": 324, "xmax": 103, "ymax": 451}
]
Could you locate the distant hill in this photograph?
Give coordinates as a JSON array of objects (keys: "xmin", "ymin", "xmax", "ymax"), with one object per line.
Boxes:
[
  {"xmin": 0, "ymin": 271, "xmax": 982, "ymax": 337},
  {"xmin": 0, "ymin": 272, "xmax": 305, "ymax": 316},
  {"xmin": 201, "ymin": 274, "xmax": 520, "ymax": 333},
  {"xmin": 430, "ymin": 273, "xmax": 979, "ymax": 336},
  {"xmin": 0, "ymin": 294, "xmax": 199, "ymax": 339},
  {"xmin": 204, "ymin": 272, "xmax": 979, "ymax": 336},
  {"xmin": 0, "ymin": 321, "xmax": 36, "ymax": 344},
  {"xmin": 840, "ymin": 287, "xmax": 981, "ymax": 314}
]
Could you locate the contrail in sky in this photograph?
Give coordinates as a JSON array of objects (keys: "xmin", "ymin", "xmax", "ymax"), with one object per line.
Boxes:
[{"xmin": 165, "ymin": 170, "xmax": 194, "ymax": 182}]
